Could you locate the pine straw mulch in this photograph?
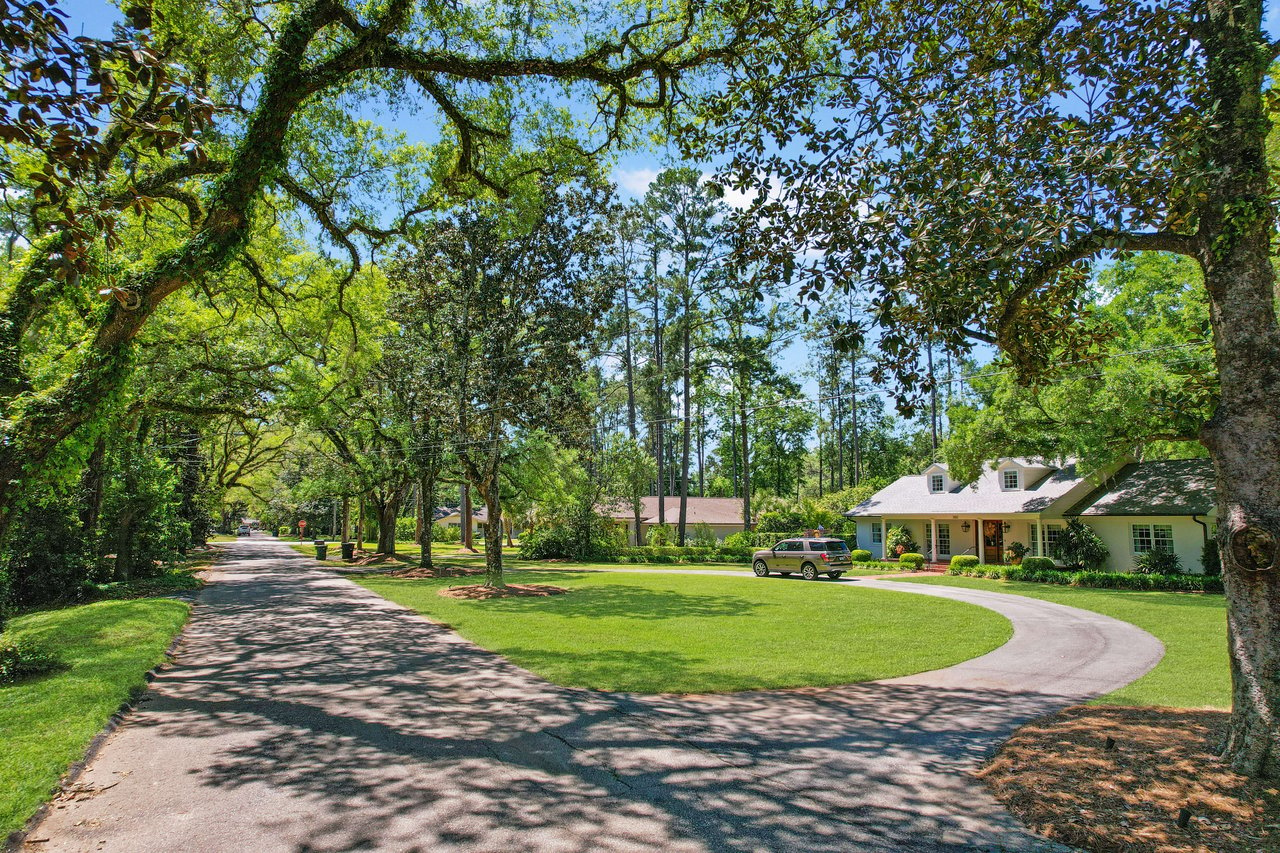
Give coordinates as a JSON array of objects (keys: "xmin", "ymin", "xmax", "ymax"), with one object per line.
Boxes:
[
  {"xmin": 437, "ymin": 583, "xmax": 569, "ymax": 600},
  {"xmin": 979, "ymin": 705, "xmax": 1279, "ymax": 853},
  {"xmin": 382, "ymin": 565, "xmax": 486, "ymax": 579}
]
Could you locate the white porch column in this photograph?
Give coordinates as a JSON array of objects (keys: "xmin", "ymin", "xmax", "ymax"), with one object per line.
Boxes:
[{"xmin": 930, "ymin": 518, "xmax": 939, "ymax": 564}]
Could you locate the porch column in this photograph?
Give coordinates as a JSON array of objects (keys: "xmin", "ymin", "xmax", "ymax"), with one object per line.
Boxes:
[{"xmin": 930, "ymin": 519, "xmax": 939, "ymax": 564}]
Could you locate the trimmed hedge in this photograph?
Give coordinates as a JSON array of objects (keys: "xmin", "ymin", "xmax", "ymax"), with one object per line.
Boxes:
[
  {"xmin": 1020, "ymin": 556, "xmax": 1056, "ymax": 572},
  {"xmin": 898, "ymin": 552, "xmax": 926, "ymax": 570},
  {"xmin": 850, "ymin": 549, "xmax": 873, "ymax": 562},
  {"xmin": 616, "ymin": 546, "xmax": 753, "ymax": 565},
  {"xmin": 949, "ymin": 555, "xmax": 980, "ymax": 570},
  {"xmin": 944, "ymin": 562, "xmax": 1223, "ymax": 593}
]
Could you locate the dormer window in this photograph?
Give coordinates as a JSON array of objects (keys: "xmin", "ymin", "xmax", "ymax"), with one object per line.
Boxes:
[
  {"xmin": 929, "ymin": 474, "xmax": 945, "ymax": 493},
  {"xmin": 1002, "ymin": 469, "xmax": 1021, "ymax": 490}
]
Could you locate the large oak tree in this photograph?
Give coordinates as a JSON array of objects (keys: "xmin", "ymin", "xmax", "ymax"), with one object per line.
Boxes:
[{"xmin": 693, "ymin": 0, "xmax": 1280, "ymax": 776}]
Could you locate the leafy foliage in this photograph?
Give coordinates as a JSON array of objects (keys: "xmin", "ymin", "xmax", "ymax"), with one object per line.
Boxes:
[
  {"xmin": 0, "ymin": 638, "xmax": 62, "ymax": 685},
  {"xmin": 1050, "ymin": 520, "xmax": 1110, "ymax": 571},
  {"xmin": 1134, "ymin": 547, "xmax": 1183, "ymax": 576}
]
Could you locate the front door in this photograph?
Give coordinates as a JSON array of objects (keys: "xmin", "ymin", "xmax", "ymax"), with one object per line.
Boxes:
[{"xmin": 982, "ymin": 520, "xmax": 1004, "ymax": 564}]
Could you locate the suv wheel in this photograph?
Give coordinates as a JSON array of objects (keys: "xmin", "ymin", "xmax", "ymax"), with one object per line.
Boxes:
[
  {"xmin": 801, "ymin": 562, "xmax": 818, "ymax": 581},
  {"xmin": 828, "ymin": 571, "xmax": 844, "ymax": 579},
  {"xmin": 753, "ymin": 560, "xmax": 769, "ymax": 577}
]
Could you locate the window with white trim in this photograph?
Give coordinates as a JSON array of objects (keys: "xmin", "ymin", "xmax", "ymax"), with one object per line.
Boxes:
[
  {"xmin": 1044, "ymin": 523, "xmax": 1063, "ymax": 557},
  {"xmin": 1132, "ymin": 523, "xmax": 1174, "ymax": 554},
  {"xmin": 1002, "ymin": 469, "xmax": 1020, "ymax": 490},
  {"xmin": 929, "ymin": 474, "xmax": 945, "ymax": 493},
  {"xmin": 871, "ymin": 522, "xmax": 883, "ymax": 544},
  {"xmin": 936, "ymin": 523, "xmax": 951, "ymax": 555},
  {"xmin": 1029, "ymin": 522, "xmax": 1040, "ymax": 556}
]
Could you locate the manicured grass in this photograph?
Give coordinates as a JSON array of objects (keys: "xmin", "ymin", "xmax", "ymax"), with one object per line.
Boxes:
[
  {"xmin": 889, "ymin": 576, "xmax": 1228, "ymax": 709},
  {"xmin": 0, "ymin": 599, "xmax": 190, "ymax": 838},
  {"xmin": 356, "ymin": 570, "xmax": 1012, "ymax": 693}
]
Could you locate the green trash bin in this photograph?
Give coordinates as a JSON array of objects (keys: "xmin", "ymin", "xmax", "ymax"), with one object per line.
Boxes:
[
  {"xmin": 341, "ymin": 541, "xmax": 355, "ymax": 561},
  {"xmin": 314, "ymin": 540, "xmax": 328, "ymax": 560}
]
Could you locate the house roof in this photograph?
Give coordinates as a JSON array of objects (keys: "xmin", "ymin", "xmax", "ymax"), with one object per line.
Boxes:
[
  {"xmin": 599, "ymin": 496, "xmax": 746, "ymax": 526},
  {"xmin": 1065, "ymin": 458, "xmax": 1216, "ymax": 517},
  {"xmin": 845, "ymin": 461, "xmax": 1088, "ymax": 517}
]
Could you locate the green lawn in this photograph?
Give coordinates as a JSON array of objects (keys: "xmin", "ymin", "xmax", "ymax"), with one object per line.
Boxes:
[
  {"xmin": 0, "ymin": 599, "xmax": 190, "ymax": 838},
  {"xmin": 356, "ymin": 570, "xmax": 1012, "ymax": 693},
  {"xmin": 889, "ymin": 575, "xmax": 1229, "ymax": 709}
]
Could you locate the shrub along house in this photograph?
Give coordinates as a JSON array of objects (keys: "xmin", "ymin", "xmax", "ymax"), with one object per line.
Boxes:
[{"xmin": 845, "ymin": 457, "xmax": 1216, "ymax": 573}]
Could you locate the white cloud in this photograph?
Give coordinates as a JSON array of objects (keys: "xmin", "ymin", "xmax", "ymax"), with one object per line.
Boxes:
[{"xmin": 613, "ymin": 167, "xmax": 659, "ymax": 198}]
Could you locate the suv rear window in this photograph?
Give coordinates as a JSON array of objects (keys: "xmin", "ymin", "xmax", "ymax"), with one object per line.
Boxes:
[{"xmin": 821, "ymin": 541, "xmax": 850, "ymax": 552}]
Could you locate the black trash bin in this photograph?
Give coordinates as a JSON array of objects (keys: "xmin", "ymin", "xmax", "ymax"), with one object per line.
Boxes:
[
  {"xmin": 341, "ymin": 541, "xmax": 355, "ymax": 561},
  {"xmin": 314, "ymin": 539, "xmax": 328, "ymax": 560}
]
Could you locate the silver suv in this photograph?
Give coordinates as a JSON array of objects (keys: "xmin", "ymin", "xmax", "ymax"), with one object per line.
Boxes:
[{"xmin": 752, "ymin": 537, "xmax": 853, "ymax": 580}]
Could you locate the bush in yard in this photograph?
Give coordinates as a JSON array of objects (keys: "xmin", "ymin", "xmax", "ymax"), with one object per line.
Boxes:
[
  {"xmin": 1050, "ymin": 519, "xmax": 1109, "ymax": 570},
  {"xmin": 0, "ymin": 638, "xmax": 63, "ymax": 685},
  {"xmin": 1, "ymin": 493, "xmax": 97, "ymax": 610},
  {"xmin": 1201, "ymin": 539, "xmax": 1221, "ymax": 576},
  {"xmin": 850, "ymin": 549, "xmax": 873, "ymax": 562},
  {"xmin": 690, "ymin": 522, "xmax": 718, "ymax": 548},
  {"xmin": 949, "ymin": 555, "xmax": 980, "ymax": 572},
  {"xmin": 885, "ymin": 525, "xmax": 917, "ymax": 556},
  {"xmin": 1019, "ymin": 556, "xmax": 1057, "ymax": 572},
  {"xmin": 1134, "ymin": 546, "xmax": 1182, "ymax": 575},
  {"xmin": 721, "ymin": 531, "xmax": 751, "ymax": 550},
  {"xmin": 646, "ymin": 523, "xmax": 673, "ymax": 546},
  {"xmin": 758, "ymin": 510, "xmax": 806, "ymax": 532},
  {"xmin": 898, "ymin": 552, "xmax": 926, "ymax": 570},
  {"xmin": 395, "ymin": 516, "xmax": 419, "ymax": 542},
  {"xmin": 277, "ymin": 526, "xmax": 290, "ymax": 538},
  {"xmin": 432, "ymin": 522, "xmax": 462, "ymax": 543}
]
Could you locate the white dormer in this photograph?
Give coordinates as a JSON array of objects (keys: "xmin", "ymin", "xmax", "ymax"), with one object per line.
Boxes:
[
  {"xmin": 923, "ymin": 463, "xmax": 951, "ymax": 493},
  {"xmin": 996, "ymin": 458, "xmax": 1057, "ymax": 491}
]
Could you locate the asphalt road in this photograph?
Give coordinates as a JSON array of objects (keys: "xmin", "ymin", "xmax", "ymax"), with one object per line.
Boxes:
[{"xmin": 24, "ymin": 535, "xmax": 1163, "ymax": 853}]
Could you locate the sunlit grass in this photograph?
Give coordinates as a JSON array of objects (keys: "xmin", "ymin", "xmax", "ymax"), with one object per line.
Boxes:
[
  {"xmin": 357, "ymin": 570, "xmax": 1011, "ymax": 693},
  {"xmin": 0, "ymin": 599, "xmax": 190, "ymax": 837}
]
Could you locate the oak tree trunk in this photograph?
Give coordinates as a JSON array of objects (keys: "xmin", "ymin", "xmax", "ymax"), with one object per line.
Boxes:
[{"xmin": 1197, "ymin": 0, "xmax": 1280, "ymax": 778}]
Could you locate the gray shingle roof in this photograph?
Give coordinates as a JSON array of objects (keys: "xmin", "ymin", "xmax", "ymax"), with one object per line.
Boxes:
[
  {"xmin": 1065, "ymin": 458, "xmax": 1216, "ymax": 517},
  {"xmin": 845, "ymin": 462, "xmax": 1087, "ymax": 516}
]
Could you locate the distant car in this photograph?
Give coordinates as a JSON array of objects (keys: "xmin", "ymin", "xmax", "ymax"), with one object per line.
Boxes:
[
  {"xmin": 236, "ymin": 525, "xmax": 251, "ymax": 536},
  {"xmin": 752, "ymin": 537, "xmax": 852, "ymax": 580}
]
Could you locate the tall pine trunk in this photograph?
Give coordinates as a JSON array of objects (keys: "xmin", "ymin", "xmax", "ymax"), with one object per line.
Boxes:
[
  {"xmin": 678, "ymin": 293, "xmax": 691, "ymax": 545},
  {"xmin": 419, "ymin": 473, "xmax": 436, "ymax": 569},
  {"xmin": 1197, "ymin": 0, "xmax": 1280, "ymax": 778}
]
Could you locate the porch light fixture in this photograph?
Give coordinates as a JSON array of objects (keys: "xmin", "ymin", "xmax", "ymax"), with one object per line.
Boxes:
[
  {"xmin": 1002, "ymin": 521, "xmax": 1012, "ymax": 533},
  {"xmin": 960, "ymin": 521, "xmax": 971, "ymax": 533}
]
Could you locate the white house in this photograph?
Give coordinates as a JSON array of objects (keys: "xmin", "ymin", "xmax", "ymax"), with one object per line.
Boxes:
[{"xmin": 845, "ymin": 457, "xmax": 1216, "ymax": 573}]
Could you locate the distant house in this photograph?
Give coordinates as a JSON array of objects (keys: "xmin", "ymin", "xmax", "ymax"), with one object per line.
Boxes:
[
  {"xmin": 599, "ymin": 496, "xmax": 748, "ymax": 545},
  {"xmin": 845, "ymin": 458, "xmax": 1216, "ymax": 573}
]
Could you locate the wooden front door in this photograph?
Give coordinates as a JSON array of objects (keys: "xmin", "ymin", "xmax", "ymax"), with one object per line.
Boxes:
[{"xmin": 982, "ymin": 520, "xmax": 1004, "ymax": 564}]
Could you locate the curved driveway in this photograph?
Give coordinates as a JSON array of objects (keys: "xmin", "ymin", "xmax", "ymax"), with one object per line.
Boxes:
[{"xmin": 26, "ymin": 537, "xmax": 1163, "ymax": 853}]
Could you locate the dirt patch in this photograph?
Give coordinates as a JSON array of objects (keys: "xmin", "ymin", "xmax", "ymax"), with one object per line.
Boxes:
[
  {"xmin": 383, "ymin": 565, "xmax": 486, "ymax": 579},
  {"xmin": 980, "ymin": 705, "xmax": 1279, "ymax": 853},
  {"xmin": 438, "ymin": 584, "xmax": 569, "ymax": 600}
]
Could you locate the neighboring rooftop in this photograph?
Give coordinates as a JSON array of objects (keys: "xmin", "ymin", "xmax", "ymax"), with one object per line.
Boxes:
[
  {"xmin": 599, "ymin": 496, "xmax": 746, "ymax": 526},
  {"xmin": 1066, "ymin": 458, "xmax": 1216, "ymax": 517}
]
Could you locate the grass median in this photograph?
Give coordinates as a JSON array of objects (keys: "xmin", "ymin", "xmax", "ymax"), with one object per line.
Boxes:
[{"xmin": 356, "ymin": 569, "xmax": 1011, "ymax": 693}]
